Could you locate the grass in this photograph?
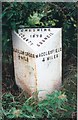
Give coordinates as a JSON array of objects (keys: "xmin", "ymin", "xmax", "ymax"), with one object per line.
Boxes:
[{"xmin": 1, "ymin": 58, "xmax": 77, "ymax": 120}]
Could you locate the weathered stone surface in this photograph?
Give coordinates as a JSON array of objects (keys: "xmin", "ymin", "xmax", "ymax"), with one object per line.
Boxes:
[{"xmin": 12, "ymin": 28, "xmax": 62, "ymax": 100}]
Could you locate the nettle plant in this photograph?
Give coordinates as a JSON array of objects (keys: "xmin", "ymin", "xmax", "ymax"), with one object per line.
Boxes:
[{"xmin": 1, "ymin": 90, "xmax": 75, "ymax": 120}]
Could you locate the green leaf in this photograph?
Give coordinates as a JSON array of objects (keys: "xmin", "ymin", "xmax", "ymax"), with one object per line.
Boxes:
[
  {"xmin": 22, "ymin": 105, "xmax": 33, "ymax": 113},
  {"xmin": 45, "ymin": 109, "xmax": 51, "ymax": 118},
  {"xmin": 27, "ymin": 12, "xmax": 41, "ymax": 26}
]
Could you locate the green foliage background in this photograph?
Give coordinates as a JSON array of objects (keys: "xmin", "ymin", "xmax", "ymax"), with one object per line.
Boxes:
[{"xmin": 2, "ymin": 2, "xmax": 77, "ymax": 120}]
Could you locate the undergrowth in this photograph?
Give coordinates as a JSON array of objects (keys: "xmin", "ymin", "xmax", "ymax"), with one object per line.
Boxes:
[
  {"xmin": 1, "ymin": 2, "xmax": 77, "ymax": 120},
  {"xmin": 1, "ymin": 87, "xmax": 77, "ymax": 120}
]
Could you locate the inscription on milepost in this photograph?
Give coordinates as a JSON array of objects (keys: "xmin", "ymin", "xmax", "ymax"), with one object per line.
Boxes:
[{"xmin": 12, "ymin": 28, "xmax": 62, "ymax": 100}]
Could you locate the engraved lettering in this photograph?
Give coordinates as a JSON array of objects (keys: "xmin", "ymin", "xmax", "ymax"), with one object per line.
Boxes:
[
  {"xmin": 36, "ymin": 55, "xmax": 38, "ymax": 58},
  {"xmin": 23, "ymin": 37, "xmax": 26, "ymax": 40},
  {"xmin": 39, "ymin": 42, "xmax": 43, "ymax": 44},
  {"xmin": 42, "ymin": 58, "xmax": 45, "ymax": 62},
  {"xmin": 21, "ymin": 29, "xmax": 23, "ymax": 32},
  {"xmin": 37, "ymin": 44, "xmax": 40, "ymax": 47},
  {"xmin": 37, "ymin": 29, "xmax": 40, "ymax": 31},
  {"xmin": 48, "ymin": 28, "xmax": 51, "ymax": 31},
  {"xmin": 29, "ymin": 29, "xmax": 31, "ymax": 32},
  {"xmin": 42, "ymin": 40, "xmax": 45, "ymax": 42},
  {"xmin": 44, "ymin": 29, "xmax": 47, "ymax": 31},
  {"xmin": 44, "ymin": 37, "xmax": 47, "ymax": 40},
  {"xmin": 37, "ymin": 32, "xmax": 54, "ymax": 47},
  {"xmin": 26, "ymin": 39, "xmax": 28, "ymax": 41},
  {"xmin": 40, "ymin": 34, "xmax": 42, "ymax": 37}
]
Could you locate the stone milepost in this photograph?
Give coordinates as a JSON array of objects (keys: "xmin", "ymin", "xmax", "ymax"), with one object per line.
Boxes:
[{"xmin": 12, "ymin": 28, "xmax": 62, "ymax": 100}]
